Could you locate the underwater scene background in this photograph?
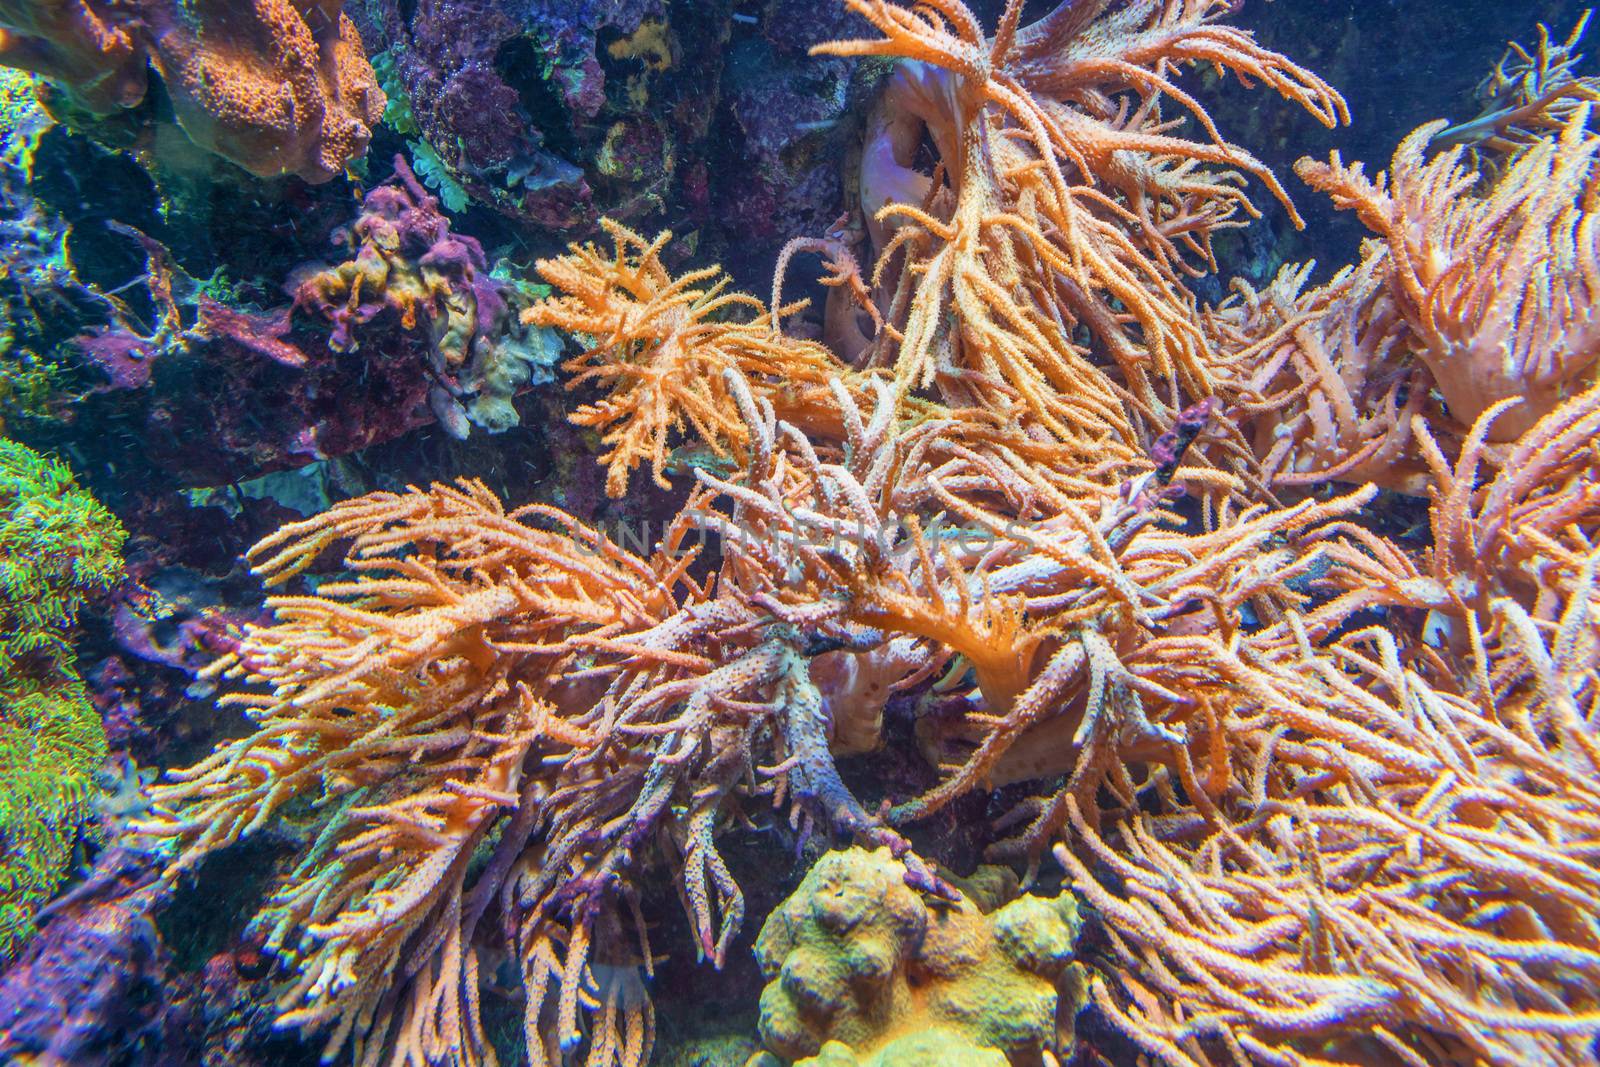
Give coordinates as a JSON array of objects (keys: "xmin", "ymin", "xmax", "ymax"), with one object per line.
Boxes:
[{"xmin": 0, "ymin": 1, "xmax": 1597, "ymax": 1064}]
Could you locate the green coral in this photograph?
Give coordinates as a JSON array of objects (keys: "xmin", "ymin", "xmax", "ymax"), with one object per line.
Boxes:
[
  {"xmin": 752, "ymin": 848, "xmax": 1085, "ymax": 1067},
  {"xmin": 0, "ymin": 440, "xmax": 125, "ymax": 962},
  {"xmin": 462, "ymin": 315, "xmax": 565, "ymax": 432},
  {"xmin": 409, "ymin": 139, "xmax": 471, "ymax": 213},
  {"xmin": 374, "ymin": 43, "xmax": 472, "ymax": 212},
  {"xmin": 375, "ymin": 50, "xmax": 471, "ymax": 213},
  {"xmin": 372, "ymin": 49, "xmax": 419, "ymax": 136},
  {"xmin": 0, "ymin": 344, "xmax": 69, "ymax": 433}
]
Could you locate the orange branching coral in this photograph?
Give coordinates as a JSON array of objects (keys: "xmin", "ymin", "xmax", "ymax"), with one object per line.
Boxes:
[
  {"xmin": 1208, "ymin": 19, "xmax": 1600, "ymax": 498},
  {"xmin": 1216, "ymin": 97, "xmax": 1600, "ymax": 493},
  {"xmin": 1417, "ymin": 386, "xmax": 1600, "ymax": 640},
  {"xmin": 529, "ymin": 0, "xmax": 1341, "ymax": 500},
  {"xmin": 812, "ymin": 0, "xmax": 1346, "ymax": 443},
  {"xmin": 144, "ymin": 357, "xmax": 1256, "ymax": 1065},
  {"xmin": 881, "ymin": 472, "xmax": 1383, "ymax": 845},
  {"xmin": 1054, "ymin": 386, "xmax": 1600, "ymax": 1066},
  {"xmin": 1208, "ymin": 256, "xmax": 1438, "ymax": 495},
  {"xmin": 140, "ymin": 379, "xmax": 994, "ymax": 1066},
  {"xmin": 0, "ymin": 0, "xmax": 383, "ymax": 182},
  {"xmin": 525, "ymin": 222, "xmax": 850, "ymax": 496},
  {"xmin": 136, "ymin": 353, "xmax": 1437, "ymax": 1066},
  {"xmin": 1295, "ymin": 107, "xmax": 1600, "ymax": 444},
  {"xmin": 144, "ymin": 480, "xmax": 693, "ymax": 1067}
]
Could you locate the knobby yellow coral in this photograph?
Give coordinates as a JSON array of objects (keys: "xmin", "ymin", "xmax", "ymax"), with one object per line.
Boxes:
[{"xmin": 753, "ymin": 847, "xmax": 1084, "ymax": 1066}]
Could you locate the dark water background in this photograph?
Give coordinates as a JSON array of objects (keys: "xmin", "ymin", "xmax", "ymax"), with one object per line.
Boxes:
[
  {"xmin": 1232, "ymin": 0, "xmax": 1595, "ymax": 269},
  {"xmin": 966, "ymin": 0, "xmax": 1597, "ymax": 281}
]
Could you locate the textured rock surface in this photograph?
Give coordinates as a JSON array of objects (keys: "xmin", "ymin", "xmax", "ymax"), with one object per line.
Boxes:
[{"xmin": 349, "ymin": 0, "xmax": 872, "ymax": 284}]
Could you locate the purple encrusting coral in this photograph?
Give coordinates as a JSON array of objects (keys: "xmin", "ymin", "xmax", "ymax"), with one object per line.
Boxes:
[
  {"xmin": 292, "ymin": 156, "xmax": 560, "ymax": 437},
  {"xmin": 0, "ymin": 850, "xmax": 188, "ymax": 1066},
  {"xmin": 350, "ymin": 0, "xmax": 706, "ymax": 231}
]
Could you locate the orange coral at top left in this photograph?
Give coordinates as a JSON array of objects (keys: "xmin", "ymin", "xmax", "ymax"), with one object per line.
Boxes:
[{"xmin": 0, "ymin": 0, "xmax": 384, "ymax": 183}]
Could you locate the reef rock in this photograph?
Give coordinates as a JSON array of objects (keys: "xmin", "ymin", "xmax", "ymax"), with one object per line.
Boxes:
[{"xmin": 351, "ymin": 0, "xmax": 867, "ymax": 282}]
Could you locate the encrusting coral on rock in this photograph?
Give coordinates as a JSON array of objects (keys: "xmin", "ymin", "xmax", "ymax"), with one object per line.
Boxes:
[
  {"xmin": 751, "ymin": 847, "xmax": 1084, "ymax": 1067},
  {"xmin": 0, "ymin": 848, "xmax": 182, "ymax": 1065},
  {"xmin": 347, "ymin": 0, "xmax": 862, "ymax": 267},
  {"xmin": 294, "ymin": 156, "xmax": 563, "ymax": 437},
  {"xmin": 0, "ymin": 0, "xmax": 384, "ymax": 182}
]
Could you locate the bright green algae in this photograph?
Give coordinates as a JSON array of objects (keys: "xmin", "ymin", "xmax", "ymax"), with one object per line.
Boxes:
[{"xmin": 0, "ymin": 439, "xmax": 125, "ymax": 962}]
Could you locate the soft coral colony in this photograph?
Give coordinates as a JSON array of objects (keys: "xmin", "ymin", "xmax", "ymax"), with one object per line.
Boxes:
[{"xmin": 119, "ymin": 2, "xmax": 1600, "ymax": 1066}]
